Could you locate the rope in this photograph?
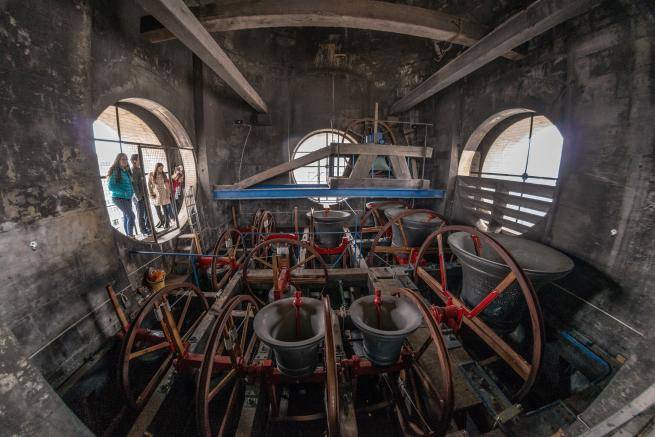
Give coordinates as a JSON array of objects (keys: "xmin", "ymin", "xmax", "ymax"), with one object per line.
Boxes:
[{"xmin": 433, "ymin": 19, "xmax": 463, "ymax": 63}]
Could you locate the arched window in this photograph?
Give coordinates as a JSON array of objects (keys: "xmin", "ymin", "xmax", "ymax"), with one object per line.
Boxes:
[
  {"xmin": 93, "ymin": 100, "xmax": 196, "ymax": 242},
  {"xmin": 481, "ymin": 115, "xmax": 563, "ymax": 185},
  {"xmin": 291, "ymin": 129, "xmax": 354, "ymax": 206},
  {"xmin": 458, "ymin": 111, "xmax": 564, "ymax": 235}
]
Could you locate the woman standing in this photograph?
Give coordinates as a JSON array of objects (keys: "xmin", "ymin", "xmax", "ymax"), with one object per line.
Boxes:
[
  {"xmin": 107, "ymin": 153, "xmax": 135, "ymax": 236},
  {"xmin": 148, "ymin": 162, "xmax": 175, "ymax": 229}
]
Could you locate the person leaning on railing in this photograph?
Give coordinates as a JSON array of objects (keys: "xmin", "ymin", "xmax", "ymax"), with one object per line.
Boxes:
[{"xmin": 107, "ymin": 153, "xmax": 135, "ymax": 237}]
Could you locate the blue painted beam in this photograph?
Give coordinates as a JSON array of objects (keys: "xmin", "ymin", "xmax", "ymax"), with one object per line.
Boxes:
[{"xmin": 213, "ymin": 184, "xmax": 445, "ymax": 200}]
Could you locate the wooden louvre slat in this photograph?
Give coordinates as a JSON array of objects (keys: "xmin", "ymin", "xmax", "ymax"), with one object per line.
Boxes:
[
  {"xmin": 459, "ymin": 175, "xmax": 555, "ymax": 198},
  {"xmin": 457, "ymin": 175, "xmax": 556, "ymax": 234},
  {"xmin": 461, "ymin": 204, "xmax": 534, "ymax": 234},
  {"xmin": 458, "ymin": 185, "xmax": 552, "ymax": 213},
  {"xmin": 460, "ymin": 198, "xmax": 543, "ymax": 224}
]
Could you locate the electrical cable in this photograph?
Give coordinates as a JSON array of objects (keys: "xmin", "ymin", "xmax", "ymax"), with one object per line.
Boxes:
[{"xmin": 236, "ymin": 124, "xmax": 253, "ymax": 183}]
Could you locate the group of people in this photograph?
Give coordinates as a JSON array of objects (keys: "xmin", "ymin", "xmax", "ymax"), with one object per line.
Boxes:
[{"xmin": 106, "ymin": 153, "xmax": 184, "ymax": 238}]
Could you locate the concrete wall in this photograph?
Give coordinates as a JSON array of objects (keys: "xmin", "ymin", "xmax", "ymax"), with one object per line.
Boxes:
[
  {"xmin": 415, "ymin": 0, "xmax": 655, "ymax": 428},
  {"xmin": 0, "ymin": 0, "xmax": 205, "ymax": 391}
]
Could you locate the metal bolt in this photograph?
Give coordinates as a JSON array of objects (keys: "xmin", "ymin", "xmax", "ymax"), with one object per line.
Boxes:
[
  {"xmin": 29, "ymin": 241, "xmax": 38, "ymax": 250},
  {"xmin": 610, "ymin": 229, "xmax": 618, "ymax": 236}
]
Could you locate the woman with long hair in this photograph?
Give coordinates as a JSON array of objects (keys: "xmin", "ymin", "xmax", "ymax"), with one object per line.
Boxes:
[
  {"xmin": 148, "ymin": 162, "xmax": 175, "ymax": 228},
  {"xmin": 107, "ymin": 153, "xmax": 135, "ymax": 236}
]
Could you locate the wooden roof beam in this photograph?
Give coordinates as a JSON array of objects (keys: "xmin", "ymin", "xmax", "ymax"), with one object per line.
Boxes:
[
  {"xmin": 137, "ymin": 0, "xmax": 268, "ymax": 113},
  {"xmin": 141, "ymin": 0, "xmax": 523, "ymax": 61},
  {"xmin": 390, "ymin": 0, "xmax": 602, "ymax": 114}
]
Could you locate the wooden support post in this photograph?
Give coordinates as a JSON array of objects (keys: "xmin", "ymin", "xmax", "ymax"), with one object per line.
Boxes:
[
  {"xmin": 232, "ymin": 206, "xmax": 238, "ymax": 228},
  {"xmin": 136, "ymin": 0, "xmax": 268, "ymax": 112},
  {"xmin": 106, "ymin": 284, "xmax": 130, "ymax": 333}
]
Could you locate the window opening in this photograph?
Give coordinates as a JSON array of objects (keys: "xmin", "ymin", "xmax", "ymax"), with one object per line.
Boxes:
[
  {"xmin": 93, "ymin": 102, "xmax": 195, "ymax": 242},
  {"xmin": 291, "ymin": 129, "xmax": 354, "ymax": 206}
]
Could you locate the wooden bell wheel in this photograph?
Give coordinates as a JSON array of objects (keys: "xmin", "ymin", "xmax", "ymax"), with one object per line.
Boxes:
[
  {"xmin": 367, "ymin": 209, "xmax": 446, "ymax": 266},
  {"xmin": 196, "ymin": 294, "xmax": 260, "ymax": 437},
  {"xmin": 413, "ymin": 225, "xmax": 544, "ymax": 400},
  {"xmin": 118, "ymin": 283, "xmax": 209, "ymax": 409},
  {"xmin": 211, "ymin": 228, "xmax": 246, "ymax": 293},
  {"xmin": 254, "ymin": 210, "xmax": 276, "ymax": 245},
  {"xmin": 390, "ymin": 288, "xmax": 454, "ymax": 437},
  {"xmin": 359, "ymin": 200, "xmax": 409, "ymax": 234},
  {"xmin": 242, "ymin": 237, "xmax": 329, "ymax": 305},
  {"xmin": 323, "ymin": 296, "xmax": 339, "ymax": 436},
  {"xmin": 340, "ymin": 118, "xmax": 408, "ymax": 146}
]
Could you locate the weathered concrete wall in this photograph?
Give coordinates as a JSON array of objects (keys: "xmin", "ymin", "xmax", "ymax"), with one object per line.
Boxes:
[
  {"xmin": 0, "ymin": 0, "xmax": 203, "ymax": 393},
  {"xmin": 414, "ymin": 0, "xmax": 655, "ymax": 428},
  {"xmin": 0, "ymin": 324, "xmax": 93, "ymax": 436}
]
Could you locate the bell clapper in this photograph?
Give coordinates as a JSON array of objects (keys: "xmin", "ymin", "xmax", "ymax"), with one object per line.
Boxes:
[
  {"xmin": 374, "ymin": 288, "xmax": 383, "ymax": 329},
  {"xmin": 293, "ymin": 291, "xmax": 303, "ymax": 339}
]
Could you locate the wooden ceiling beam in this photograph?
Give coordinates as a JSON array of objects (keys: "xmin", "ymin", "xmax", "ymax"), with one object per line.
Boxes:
[
  {"xmin": 141, "ymin": 0, "xmax": 523, "ymax": 61},
  {"xmin": 137, "ymin": 0, "xmax": 268, "ymax": 113},
  {"xmin": 390, "ymin": 0, "xmax": 602, "ymax": 113}
]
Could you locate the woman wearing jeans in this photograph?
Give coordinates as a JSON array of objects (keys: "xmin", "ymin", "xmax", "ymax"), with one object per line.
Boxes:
[
  {"xmin": 107, "ymin": 153, "xmax": 135, "ymax": 236},
  {"xmin": 148, "ymin": 162, "xmax": 175, "ymax": 228}
]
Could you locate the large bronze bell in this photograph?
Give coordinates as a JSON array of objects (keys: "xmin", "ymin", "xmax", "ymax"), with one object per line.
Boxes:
[
  {"xmin": 349, "ymin": 294, "xmax": 422, "ymax": 367},
  {"xmin": 385, "ymin": 208, "xmax": 443, "ymax": 248},
  {"xmin": 308, "ymin": 210, "xmax": 352, "ymax": 248},
  {"xmin": 253, "ymin": 297, "xmax": 325, "ymax": 376},
  {"xmin": 448, "ymin": 232, "xmax": 574, "ymax": 333}
]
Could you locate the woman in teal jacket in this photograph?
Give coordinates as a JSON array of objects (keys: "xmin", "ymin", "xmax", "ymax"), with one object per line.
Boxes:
[{"xmin": 107, "ymin": 153, "xmax": 135, "ymax": 236}]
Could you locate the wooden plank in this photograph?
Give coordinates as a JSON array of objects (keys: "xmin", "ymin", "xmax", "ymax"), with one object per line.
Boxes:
[
  {"xmin": 234, "ymin": 143, "xmax": 431, "ymax": 188},
  {"xmin": 142, "ymin": 0, "xmax": 522, "ymax": 60},
  {"xmin": 462, "ymin": 205, "xmax": 535, "ymax": 234},
  {"xmin": 247, "ymin": 268, "xmax": 369, "ymax": 283},
  {"xmin": 332, "ymin": 143, "xmax": 433, "ymax": 158},
  {"xmin": 460, "ymin": 198, "xmax": 545, "ymax": 224},
  {"xmin": 329, "ymin": 177, "xmax": 430, "ymax": 189},
  {"xmin": 349, "ymin": 155, "xmax": 376, "ymax": 179},
  {"xmin": 388, "ymin": 155, "xmax": 412, "ymax": 179},
  {"xmin": 459, "ymin": 175, "xmax": 555, "ymax": 199},
  {"xmin": 236, "ymin": 144, "xmax": 335, "ymax": 188},
  {"xmin": 390, "ymin": 0, "xmax": 601, "ymax": 113},
  {"xmin": 459, "ymin": 185, "xmax": 552, "ymax": 213},
  {"xmin": 137, "ymin": 0, "xmax": 267, "ymax": 113}
]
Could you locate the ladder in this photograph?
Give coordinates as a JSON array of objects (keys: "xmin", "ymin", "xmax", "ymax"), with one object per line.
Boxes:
[
  {"xmin": 168, "ymin": 186, "xmax": 203, "ymax": 280},
  {"xmin": 184, "ymin": 186, "xmax": 203, "ymax": 252}
]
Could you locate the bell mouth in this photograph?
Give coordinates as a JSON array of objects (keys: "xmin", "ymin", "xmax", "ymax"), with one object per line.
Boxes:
[
  {"xmin": 448, "ymin": 232, "xmax": 574, "ymax": 277},
  {"xmin": 384, "ymin": 208, "xmax": 443, "ymax": 227},
  {"xmin": 307, "ymin": 210, "xmax": 352, "ymax": 223},
  {"xmin": 365, "ymin": 201, "xmax": 406, "ymax": 211},
  {"xmin": 253, "ymin": 297, "xmax": 325, "ymax": 348},
  {"xmin": 350, "ymin": 295, "xmax": 422, "ymax": 337}
]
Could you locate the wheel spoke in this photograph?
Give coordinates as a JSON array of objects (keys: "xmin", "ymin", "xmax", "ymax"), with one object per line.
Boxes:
[
  {"xmin": 239, "ymin": 304, "xmax": 253, "ymax": 353},
  {"xmin": 436, "ymin": 233, "xmax": 448, "ymax": 291},
  {"xmin": 467, "ymin": 271, "xmax": 516, "ymax": 318},
  {"xmin": 128, "ymin": 341, "xmax": 170, "ymax": 361},
  {"xmin": 252, "ymin": 256, "xmax": 273, "ymax": 269},
  {"xmin": 176, "ymin": 292, "xmax": 193, "ymax": 331},
  {"xmin": 136, "ymin": 352, "xmax": 174, "ymax": 406},
  {"xmin": 414, "ymin": 336, "xmax": 432, "ymax": 361},
  {"xmin": 208, "ymin": 369, "xmax": 237, "ymax": 401},
  {"xmin": 290, "ymin": 254, "xmax": 316, "ymax": 271},
  {"xmin": 398, "ymin": 218, "xmax": 409, "ymax": 247}
]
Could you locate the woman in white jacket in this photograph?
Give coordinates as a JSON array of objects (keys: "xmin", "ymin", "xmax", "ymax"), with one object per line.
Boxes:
[{"xmin": 148, "ymin": 162, "xmax": 175, "ymax": 229}]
